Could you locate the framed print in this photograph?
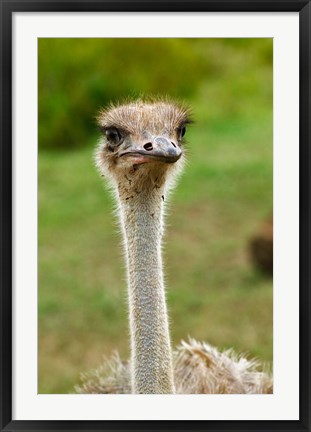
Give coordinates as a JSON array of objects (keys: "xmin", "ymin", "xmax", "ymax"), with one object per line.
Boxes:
[{"xmin": 1, "ymin": 1, "xmax": 310, "ymax": 431}]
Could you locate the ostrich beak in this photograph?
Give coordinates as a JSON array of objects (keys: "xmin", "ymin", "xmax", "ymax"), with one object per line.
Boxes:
[
  {"xmin": 120, "ymin": 137, "xmax": 182, "ymax": 164},
  {"xmin": 151, "ymin": 137, "xmax": 182, "ymax": 163}
]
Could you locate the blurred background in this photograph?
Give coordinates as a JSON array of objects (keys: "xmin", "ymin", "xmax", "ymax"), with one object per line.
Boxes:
[{"xmin": 38, "ymin": 38, "xmax": 273, "ymax": 393}]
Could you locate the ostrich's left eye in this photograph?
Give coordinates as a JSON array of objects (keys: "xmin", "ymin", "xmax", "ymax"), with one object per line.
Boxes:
[
  {"xmin": 105, "ymin": 127, "xmax": 123, "ymax": 150},
  {"xmin": 177, "ymin": 126, "xmax": 186, "ymax": 140}
]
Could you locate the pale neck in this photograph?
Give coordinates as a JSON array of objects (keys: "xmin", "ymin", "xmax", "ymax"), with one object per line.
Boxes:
[{"xmin": 118, "ymin": 187, "xmax": 175, "ymax": 394}]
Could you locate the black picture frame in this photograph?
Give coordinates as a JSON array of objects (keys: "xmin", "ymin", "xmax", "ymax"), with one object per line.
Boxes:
[{"xmin": 1, "ymin": 1, "xmax": 310, "ymax": 431}]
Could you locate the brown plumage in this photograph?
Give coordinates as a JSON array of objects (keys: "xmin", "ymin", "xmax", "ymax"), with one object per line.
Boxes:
[
  {"xmin": 76, "ymin": 98, "xmax": 272, "ymax": 394},
  {"xmin": 76, "ymin": 339, "xmax": 272, "ymax": 394}
]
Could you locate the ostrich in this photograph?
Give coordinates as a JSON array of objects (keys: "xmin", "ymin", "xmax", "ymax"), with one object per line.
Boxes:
[{"xmin": 76, "ymin": 99, "xmax": 272, "ymax": 395}]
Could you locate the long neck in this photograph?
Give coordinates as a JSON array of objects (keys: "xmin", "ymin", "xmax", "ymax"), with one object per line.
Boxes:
[{"xmin": 118, "ymin": 185, "xmax": 175, "ymax": 394}]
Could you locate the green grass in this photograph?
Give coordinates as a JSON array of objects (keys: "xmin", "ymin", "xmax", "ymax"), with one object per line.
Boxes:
[{"xmin": 38, "ymin": 39, "xmax": 272, "ymax": 393}]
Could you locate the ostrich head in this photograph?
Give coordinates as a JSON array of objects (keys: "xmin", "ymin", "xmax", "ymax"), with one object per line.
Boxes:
[{"xmin": 95, "ymin": 99, "xmax": 191, "ymax": 195}]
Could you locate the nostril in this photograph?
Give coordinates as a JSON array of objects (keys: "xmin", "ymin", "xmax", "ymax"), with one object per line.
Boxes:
[
  {"xmin": 144, "ymin": 142, "xmax": 153, "ymax": 151},
  {"xmin": 171, "ymin": 141, "xmax": 176, "ymax": 148}
]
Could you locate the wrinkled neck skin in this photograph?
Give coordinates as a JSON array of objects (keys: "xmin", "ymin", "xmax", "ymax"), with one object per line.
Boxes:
[{"xmin": 117, "ymin": 166, "xmax": 175, "ymax": 394}]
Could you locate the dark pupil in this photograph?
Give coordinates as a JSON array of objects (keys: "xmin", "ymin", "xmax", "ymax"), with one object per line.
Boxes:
[
  {"xmin": 181, "ymin": 126, "xmax": 186, "ymax": 137},
  {"xmin": 106, "ymin": 128, "xmax": 121, "ymax": 143}
]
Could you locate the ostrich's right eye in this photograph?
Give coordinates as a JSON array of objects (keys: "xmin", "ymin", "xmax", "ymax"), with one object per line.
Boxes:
[
  {"xmin": 105, "ymin": 127, "xmax": 123, "ymax": 150},
  {"xmin": 176, "ymin": 125, "xmax": 186, "ymax": 140}
]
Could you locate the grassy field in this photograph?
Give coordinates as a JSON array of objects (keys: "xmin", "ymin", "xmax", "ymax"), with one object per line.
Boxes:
[{"xmin": 38, "ymin": 39, "xmax": 272, "ymax": 394}]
